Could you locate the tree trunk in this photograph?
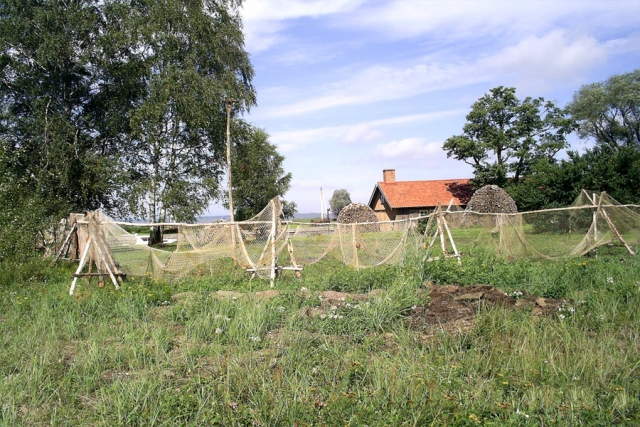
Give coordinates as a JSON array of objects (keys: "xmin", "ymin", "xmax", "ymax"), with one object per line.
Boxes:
[{"xmin": 148, "ymin": 226, "xmax": 163, "ymax": 246}]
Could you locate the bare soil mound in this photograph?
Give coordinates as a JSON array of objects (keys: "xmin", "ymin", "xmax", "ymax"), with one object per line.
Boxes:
[{"xmin": 409, "ymin": 284, "xmax": 570, "ymax": 338}]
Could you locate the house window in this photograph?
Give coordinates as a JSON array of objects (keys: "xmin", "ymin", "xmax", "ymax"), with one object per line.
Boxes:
[{"xmin": 419, "ymin": 210, "xmax": 429, "ymax": 217}]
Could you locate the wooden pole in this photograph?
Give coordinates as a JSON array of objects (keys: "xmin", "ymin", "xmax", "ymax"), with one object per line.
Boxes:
[
  {"xmin": 287, "ymin": 240, "xmax": 302, "ymax": 278},
  {"xmin": 599, "ymin": 192, "xmax": 636, "ymax": 256},
  {"xmin": 224, "ymin": 99, "xmax": 235, "ymax": 223},
  {"xmin": 593, "ymin": 192, "xmax": 598, "ymax": 241},
  {"xmin": 441, "ymin": 211, "xmax": 461, "ymax": 265},
  {"xmin": 52, "ymin": 222, "xmax": 77, "ymax": 266},
  {"xmin": 270, "ymin": 200, "xmax": 277, "ymax": 287},
  {"xmin": 352, "ymin": 223, "xmax": 359, "ymax": 270},
  {"xmin": 70, "ymin": 237, "xmax": 92, "ymax": 296},
  {"xmin": 437, "ymin": 203, "xmax": 447, "ymax": 255}
]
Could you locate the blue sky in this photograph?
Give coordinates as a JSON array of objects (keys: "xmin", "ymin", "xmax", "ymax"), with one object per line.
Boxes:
[{"xmin": 209, "ymin": 0, "xmax": 640, "ymax": 215}]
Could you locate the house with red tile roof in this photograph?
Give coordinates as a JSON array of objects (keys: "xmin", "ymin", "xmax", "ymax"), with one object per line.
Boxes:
[{"xmin": 368, "ymin": 169, "xmax": 473, "ymax": 222}]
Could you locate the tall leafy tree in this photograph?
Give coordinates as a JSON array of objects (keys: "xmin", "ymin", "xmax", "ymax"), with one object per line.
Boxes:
[
  {"xmin": 101, "ymin": 0, "xmax": 256, "ymax": 243},
  {"xmin": 443, "ymin": 87, "xmax": 576, "ymax": 187},
  {"xmin": 0, "ymin": 0, "xmax": 115, "ymax": 213},
  {"xmin": 223, "ymin": 124, "xmax": 295, "ymax": 221},
  {"xmin": 568, "ymin": 69, "xmax": 640, "ymax": 150},
  {"xmin": 0, "ymin": 0, "xmax": 258, "ymax": 250},
  {"xmin": 329, "ymin": 189, "xmax": 352, "ymax": 216}
]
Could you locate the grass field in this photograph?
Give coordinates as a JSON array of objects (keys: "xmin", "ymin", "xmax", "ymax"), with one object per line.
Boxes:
[{"xmin": 1, "ymin": 248, "xmax": 639, "ymax": 426}]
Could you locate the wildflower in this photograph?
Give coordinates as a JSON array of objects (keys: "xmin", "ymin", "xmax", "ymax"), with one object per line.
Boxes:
[
  {"xmin": 607, "ymin": 277, "xmax": 614, "ymax": 284},
  {"xmin": 278, "ymin": 306, "xmax": 285, "ymax": 312},
  {"xmin": 300, "ymin": 287, "xmax": 308, "ymax": 292},
  {"xmin": 516, "ymin": 409, "xmax": 530, "ymax": 418},
  {"xmin": 215, "ymin": 328, "xmax": 223, "ymax": 334},
  {"xmin": 330, "ymin": 305, "xmax": 337, "ymax": 311},
  {"xmin": 320, "ymin": 314, "xmax": 326, "ymax": 319},
  {"xmin": 559, "ymin": 314, "xmax": 565, "ymax": 320},
  {"xmin": 249, "ymin": 336, "xmax": 261, "ymax": 342},
  {"xmin": 469, "ymin": 414, "xmax": 480, "ymax": 423}
]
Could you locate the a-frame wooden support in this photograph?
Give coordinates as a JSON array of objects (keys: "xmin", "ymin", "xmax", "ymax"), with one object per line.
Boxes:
[
  {"xmin": 69, "ymin": 212, "xmax": 126, "ymax": 295},
  {"xmin": 423, "ymin": 201, "xmax": 461, "ymax": 265},
  {"xmin": 51, "ymin": 221, "xmax": 78, "ymax": 266}
]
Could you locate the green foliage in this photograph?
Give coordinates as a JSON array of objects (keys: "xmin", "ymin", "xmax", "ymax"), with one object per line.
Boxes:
[
  {"xmin": 329, "ymin": 189, "xmax": 352, "ymax": 215},
  {"xmin": 507, "ymin": 146, "xmax": 640, "ymax": 210},
  {"xmin": 111, "ymin": 0, "xmax": 256, "ymax": 224},
  {"xmin": 509, "ymin": 70, "xmax": 640, "ymax": 211},
  {"xmin": 224, "ymin": 124, "xmax": 295, "ymax": 221},
  {"xmin": 568, "ymin": 68, "xmax": 640, "ymax": 150},
  {"xmin": 443, "ymin": 86, "xmax": 576, "ymax": 188},
  {"xmin": 0, "ymin": 0, "xmax": 117, "ymax": 215}
]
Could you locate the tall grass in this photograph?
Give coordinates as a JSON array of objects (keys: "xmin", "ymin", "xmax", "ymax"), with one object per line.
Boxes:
[{"xmin": 1, "ymin": 251, "xmax": 639, "ymax": 426}]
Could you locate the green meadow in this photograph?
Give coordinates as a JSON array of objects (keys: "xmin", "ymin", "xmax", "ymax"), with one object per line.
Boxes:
[{"xmin": 1, "ymin": 247, "xmax": 639, "ymax": 426}]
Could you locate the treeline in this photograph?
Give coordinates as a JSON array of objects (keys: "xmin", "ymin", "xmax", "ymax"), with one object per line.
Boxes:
[
  {"xmin": 444, "ymin": 70, "xmax": 640, "ymax": 210},
  {"xmin": 0, "ymin": 0, "xmax": 293, "ymax": 260}
]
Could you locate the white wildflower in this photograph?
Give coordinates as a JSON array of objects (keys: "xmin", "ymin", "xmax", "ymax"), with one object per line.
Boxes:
[
  {"xmin": 559, "ymin": 314, "xmax": 565, "ymax": 320},
  {"xmin": 278, "ymin": 306, "xmax": 285, "ymax": 312},
  {"xmin": 215, "ymin": 328, "xmax": 223, "ymax": 334},
  {"xmin": 330, "ymin": 305, "xmax": 337, "ymax": 311},
  {"xmin": 607, "ymin": 277, "xmax": 614, "ymax": 284},
  {"xmin": 249, "ymin": 336, "xmax": 261, "ymax": 342},
  {"xmin": 320, "ymin": 314, "xmax": 326, "ymax": 319},
  {"xmin": 300, "ymin": 287, "xmax": 308, "ymax": 292}
]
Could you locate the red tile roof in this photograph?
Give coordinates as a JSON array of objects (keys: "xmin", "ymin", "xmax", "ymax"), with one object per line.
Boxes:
[{"xmin": 374, "ymin": 179, "xmax": 473, "ymax": 209}]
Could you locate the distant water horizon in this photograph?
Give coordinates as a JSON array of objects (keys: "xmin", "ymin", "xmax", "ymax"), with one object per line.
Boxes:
[
  {"xmin": 196, "ymin": 212, "xmax": 326, "ymax": 223},
  {"xmin": 120, "ymin": 212, "xmax": 328, "ymax": 224}
]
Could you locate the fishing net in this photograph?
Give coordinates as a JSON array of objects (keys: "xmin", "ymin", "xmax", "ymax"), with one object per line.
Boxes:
[{"xmin": 68, "ymin": 191, "xmax": 639, "ymax": 285}]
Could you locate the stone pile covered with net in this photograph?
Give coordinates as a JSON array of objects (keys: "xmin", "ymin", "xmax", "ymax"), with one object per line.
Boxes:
[
  {"xmin": 465, "ymin": 185, "xmax": 518, "ymax": 213},
  {"xmin": 337, "ymin": 203, "xmax": 380, "ymax": 232}
]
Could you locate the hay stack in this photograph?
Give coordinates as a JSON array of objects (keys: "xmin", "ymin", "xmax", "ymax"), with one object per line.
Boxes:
[
  {"xmin": 337, "ymin": 203, "xmax": 380, "ymax": 232},
  {"xmin": 465, "ymin": 185, "xmax": 518, "ymax": 213}
]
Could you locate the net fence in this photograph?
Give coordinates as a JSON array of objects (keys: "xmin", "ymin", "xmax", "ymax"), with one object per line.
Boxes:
[{"xmin": 76, "ymin": 192, "xmax": 639, "ymax": 283}]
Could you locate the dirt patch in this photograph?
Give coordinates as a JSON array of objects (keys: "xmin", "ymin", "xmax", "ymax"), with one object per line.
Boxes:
[{"xmin": 408, "ymin": 284, "xmax": 571, "ymax": 338}]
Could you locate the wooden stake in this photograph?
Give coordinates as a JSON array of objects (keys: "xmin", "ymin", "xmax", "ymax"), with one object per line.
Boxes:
[
  {"xmin": 441, "ymin": 211, "xmax": 461, "ymax": 265},
  {"xmin": 270, "ymin": 199, "xmax": 277, "ymax": 287},
  {"xmin": 352, "ymin": 223, "xmax": 359, "ymax": 271},
  {"xmin": 437, "ymin": 203, "xmax": 447, "ymax": 255},
  {"xmin": 51, "ymin": 222, "xmax": 77, "ymax": 266},
  {"xmin": 70, "ymin": 237, "xmax": 92, "ymax": 296},
  {"xmin": 599, "ymin": 192, "xmax": 636, "ymax": 256},
  {"xmin": 287, "ymin": 240, "xmax": 302, "ymax": 279}
]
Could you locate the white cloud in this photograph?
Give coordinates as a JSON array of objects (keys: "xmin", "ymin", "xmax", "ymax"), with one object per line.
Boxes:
[
  {"xmin": 372, "ymin": 138, "xmax": 441, "ymax": 160},
  {"xmin": 241, "ymin": 1, "xmax": 640, "ymax": 53},
  {"xmin": 269, "ymin": 109, "xmax": 463, "ymax": 151},
  {"xmin": 241, "ymin": 0, "xmax": 366, "ymax": 52},
  {"xmin": 342, "ymin": 124, "xmax": 382, "ymax": 143},
  {"xmin": 261, "ymin": 30, "xmax": 609, "ymax": 117},
  {"xmin": 481, "ymin": 31, "xmax": 607, "ymax": 86},
  {"xmin": 344, "ymin": 1, "xmax": 640, "ymax": 42}
]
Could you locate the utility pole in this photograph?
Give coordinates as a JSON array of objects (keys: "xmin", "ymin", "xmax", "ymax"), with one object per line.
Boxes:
[{"xmin": 224, "ymin": 99, "xmax": 235, "ymax": 222}]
